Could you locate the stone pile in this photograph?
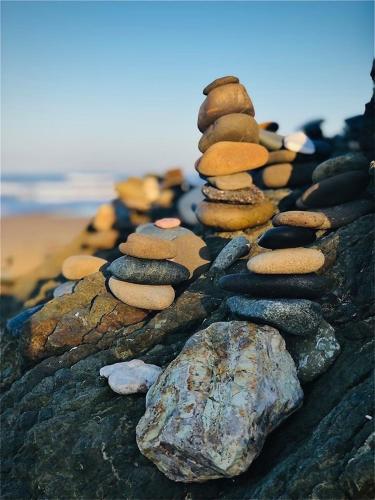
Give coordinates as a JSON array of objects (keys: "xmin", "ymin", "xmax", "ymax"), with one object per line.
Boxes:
[{"xmin": 194, "ymin": 76, "xmax": 275, "ymax": 232}]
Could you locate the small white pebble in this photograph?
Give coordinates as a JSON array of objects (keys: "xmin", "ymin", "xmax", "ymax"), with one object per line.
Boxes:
[{"xmin": 365, "ymin": 415, "xmax": 372, "ymax": 421}]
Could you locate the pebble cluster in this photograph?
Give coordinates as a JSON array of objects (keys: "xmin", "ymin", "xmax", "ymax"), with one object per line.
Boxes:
[{"xmin": 194, "ymin": 76, "xmax": 274, "ymax": 231}]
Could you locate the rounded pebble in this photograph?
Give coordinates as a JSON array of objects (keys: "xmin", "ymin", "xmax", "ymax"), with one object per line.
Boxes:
[
  {"xmin": 247, "ymin": 247, "xmax": 325, "ymax": 274},
  {"xmin": 62, "ymin": 255, "xmax": 108, "ymax": 280},
  {"xmin": 154, "ymin": 218, "xmax": 181, "ymax": 229},
  {"xmin": 108, "ymin": 277, "xmax": 175, "ymax": 310}
]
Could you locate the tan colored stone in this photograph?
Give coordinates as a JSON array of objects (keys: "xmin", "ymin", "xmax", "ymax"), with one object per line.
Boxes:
[
  {"xmin": 198, "ymin": 84, "xmax": 255, "ymax": 132},
  {"xmin": 207, "ymin": 172, "xmax": 253, "ymax": 191},
  {"xmin": 196, "ymin": 200, "xmax": 275, "ymax": 231},
  {"xmin": 116, "ymin": 176, "xmax": 160, "ymax": 211},
  {"xmin": 267, "ymin": 150, "xmax": 297, "ymax": 165},
  {"xmin": 108, "ymin": 278, "xmax": 175, "ymax": 310},
  {"xmin": 203, "ymin": 75, "xmax": 239, "ymax": 95},
  {"xmin": 261, "ymin": 163, "xmax": 293, "ymax": 188},
  {"xmin": 173, "ymin": 233, "xmax": 211, "ymax": 278},
  {"xmin": 92, "ymin": 203, "xmax": 116, "ymax": 231},
  {"xmin": 119, "ymin": 233, "xmax": 177, "ymax": 260},
  {"xmin": 197, "ymin": 142, "xmax": 269, "ymax": 177},
  {"xmin": 84, "ymin": 229, "xmax": 119, "ymax": 249},
  {"xmin": 247, "ymin": 247, "xmax": 325, "ymax": 274},
  {"xmin": 198, "ymin": 114, "xmax": 259, "ymax": 153},
  {"xmin": 62, "ymin": 255, "xmax": 108, "ymax": 280},
  {"xmin": 272, "ymin": 211, "xmax": 327, "ymax": 229},
  {"xmin": 161, "ymin": 168, "xmax": 184, "ymax": 188}
]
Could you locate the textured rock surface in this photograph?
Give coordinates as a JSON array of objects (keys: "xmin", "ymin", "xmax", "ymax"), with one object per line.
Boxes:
[
  {"xmin": 312, "ymin": 152, "xmax": 369, "ymax": 182},
  {"xmin": 100, "ymin": 359, "xmax": 162, "ymax": 394},
  {"xmin": 202, "ymin": 183, "xmax": 265, "ymax": 204},
  {"xmin": 136, "ymin": 321, "xmax": 303, "ymax": 482},
  {"xmin": 209, "ymin": 237, "xmax": 249, "ymax": 273},
  {"xmin": 227, "ymin": 297, "xmax": 323, "ymax": 336}
]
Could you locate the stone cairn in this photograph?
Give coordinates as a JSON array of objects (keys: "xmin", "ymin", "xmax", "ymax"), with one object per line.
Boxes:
[{"xmin": 194, "ymin": 76, "xmax": 275, "ymax": 233}]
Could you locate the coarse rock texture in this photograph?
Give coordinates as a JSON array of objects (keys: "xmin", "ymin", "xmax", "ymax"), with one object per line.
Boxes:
[
  {"xmin": 207, "ymin": 172, "xmax": 253, "ymax": 191},
  {"xmin": 62, "ymin": 255, "xmax": 108, "ymax": 280},
  {"xmin": 202, "ymin": 184, "xmax": 265, "ymax": 205},
  {"xmin": 136, "ymin": 321, "xmax": 303, "ymax": 482},
  {"xmin": 108, "ymin": 278, "xmax": 175, "ymax": 310},
  {"xmin": 100, "ymin": 359, "xmax": 162, "ymax": 395},
  {"xmin": 209, "ymin": 237, "xmax": 249, "ymax": 274},
  {"xmin": 196, "ymin": 142, "xmax": 269, "ymax": 176},
  {"xmin": 203, "ymin": 75, "xmax": 239, "ymax": 95},
  {"xmin": 108, "ymin": 255, "xmax": 189, "ymax": 285},
  {"xmin": 312, "ymin": 152, "xmax": 369, "ymax": 182},
  {"xmin": 119, "ymin": 233, "xmax": 177, "ymax": 260},
  {"xmin": 198, "ymin": 113, "xmax": 259, "ymax": 153},
  {"xmin": 196, "ymin": 200, "xmax": 275, "ymax": 231},
  {"xmin": 247, "ymin": 247, "xmax": 325, "ymax": 275},
  {"xmin": 284, "ymin": 320, "xmax": 341, "ymax": 383},
  {"xmin": 1, "ymin": 211, "xmax": 374, "ymax": 499},
  {"xmin": 273, "ymin": 210, "xmax": 327, "ymax": 228},
  {"xmin": 227, "ymin": 297, "xmax": 323, "ymax": 336},
  {"xmin": 198, "ymin": 83, "xmax": 255, "ymax": 132}
]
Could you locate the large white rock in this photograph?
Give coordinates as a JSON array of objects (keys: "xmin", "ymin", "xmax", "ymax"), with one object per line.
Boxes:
[
  {"xmin": 100, "ymin": 360, "xmax": 162, "ymax": 395},
  {"xmin": 284, "ymin": 131, "xmax": 315, "ymax": 154},
  {"xmin": 136, "ymin": 321, "xmax": 303, "ymax": 482}
]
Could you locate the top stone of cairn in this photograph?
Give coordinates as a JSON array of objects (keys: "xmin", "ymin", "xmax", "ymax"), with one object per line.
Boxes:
[{"xmin": 203, "ymin": 75, "xmax": 240, "ymax": 95}]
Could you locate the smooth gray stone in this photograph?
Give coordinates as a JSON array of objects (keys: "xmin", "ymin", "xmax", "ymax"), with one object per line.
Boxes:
[
  {"xmin": 259, "ymin": 129, "xmax": 283, "ymax": 151},
  {"xmin": 108, "ymin": 255, "xmax": 189, "ymax": 285},
  {"xmin": 285, "ymin": 320, "xmax": 341, "ymax": 383},
  {"xmin": 136, "ymin": 223, "xmax": 192, "ymax": 240},
  {"xmin": 227, "ymin": 296, "xmax": 323, "ymax": 336},
  {"xmin": 53, "ymin": 281, "xmax": 76, "ymax": 298},
  {"xmin": 209, "ymin": 237, "xmax": 249, "ymax": 273}
]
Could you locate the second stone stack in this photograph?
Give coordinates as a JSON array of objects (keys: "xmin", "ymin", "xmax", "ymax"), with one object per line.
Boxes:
[{"xmin": 195, "ymin": 76, "xmax": 275, "ymax": 232}]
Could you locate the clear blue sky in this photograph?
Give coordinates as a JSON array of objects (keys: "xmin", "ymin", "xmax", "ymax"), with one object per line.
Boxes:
[{"xmin": 1, "ymin": 1, "xmax": 373, "ymax": 175}]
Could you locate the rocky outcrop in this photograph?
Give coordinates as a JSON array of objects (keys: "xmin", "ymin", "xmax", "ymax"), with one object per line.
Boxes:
[{"xmin": 137, "ymin": 321, "xmax": 303, "ymax": 482}]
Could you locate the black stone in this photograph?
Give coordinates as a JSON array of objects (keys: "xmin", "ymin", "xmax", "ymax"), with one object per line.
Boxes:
[
  {"xmin": 219, "ymin": 272, "xmax": 331, "ymax": 299},
  {"xmin": 258, "ymin": 226, "xmax": 317, "ymax": 249},
  {"xmin": 108, "ymin": 255, "xmax": 189, "ymax": 285}
]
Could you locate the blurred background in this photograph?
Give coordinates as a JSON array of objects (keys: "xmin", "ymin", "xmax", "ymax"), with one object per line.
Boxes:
[{"xmin": 1, "ymin": 0, "xmax": 374, "ymax": 281}]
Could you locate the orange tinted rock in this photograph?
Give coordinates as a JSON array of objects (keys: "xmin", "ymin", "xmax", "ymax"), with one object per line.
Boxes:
[
  {"xmin": 261, "ymin": 163, "xmax": 293, "ymax": 188},
  {"xmin": 197, "ymin": 142, "xmax": 269, "ymax": 176},
  {"xmin": 267, "ymin": 150, "xmax": 297, "ymax": 165},
  {"xmin": 119, "ymin": 233, "xmax": 177, "ymax": 260},
  {"xmin": 62, "ymin": 255, "xmax": 108, "ymax": 280},
  {"xmin": 109, "ymin": 278, "xmax": 175, "ymax": 310}
]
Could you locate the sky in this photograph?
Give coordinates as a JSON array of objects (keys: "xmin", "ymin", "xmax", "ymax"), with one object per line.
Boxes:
[{"xmin": 1, "ymin": 1, "xmax": 374, "ymax": 176}]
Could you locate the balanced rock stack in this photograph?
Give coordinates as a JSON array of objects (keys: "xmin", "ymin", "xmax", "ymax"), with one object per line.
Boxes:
[
  {"xmin": 107, "ymin": 218, "xmax": 210, "ymax": 310},
  {"xmin": 194, "ymin": 76, "xmax": 275, "ymax": 232}
]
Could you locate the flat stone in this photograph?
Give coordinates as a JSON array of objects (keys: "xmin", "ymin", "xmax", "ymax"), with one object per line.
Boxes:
[
  {"xmin": 136, "ymin": 321, "xmax": 303, "ymax": 482},
  {"xmin": 84, "ymin": 229, "xmax": 119, "ymax": 249},
  {"xmin": 196, "ymin": 142, "xmax": 269, "ymax": 176},
  {"xmin": 227, "ymin": 296, "xmax": 323, "ymax": 336},
  {"xmin": 198, "ymin": 113, "xmax": 259, "ymax": 153},
  {"xmin": 273, "ymin": 211, "xmax": 327, "ymax": 229},
  {"xmin": 172, "ymin": 233, "xmax": 211, "ymax": 279},
  {"xmin": 198, "ymin": 84, "xmax": 255, "ymax": 132},
  {"xmin": 92, "ymin": 203, "xmax": 116, "ymax": 231},
  {"xmin": 267, "ymin": 149, "xmax": 297, "ymax": 165},
  {"xmin": 284, "ymin": 132, "xmax": 315, "ymax": 154},
  {"xmin": 247, "ymin": 248, "xmax": 325, "ymax": 274},
  {"xmin": 100, "ymin": 360, "xmax": 162, "ymax": 394},
  {"xmin": 177, "ymin": 186, "xmax": 204, "ymax": 226},
  {"xmin": 108, "ymin": 255, "xmax": 189, "ymax": 285},
  {"xmin": 258, "ymin": 226, "xmax": 317, "ymax": 249},
  {"xmin": 203, "ymin": 75, "xmax": 239, "ymax": 95},
  {"xmin": 311, "ymin": 199, "xmax": 374, "ymax": 229},
  {"xmin": 154, "ymin": 218, "xmax": 181, "ymax": 229},
  {"xmin": 53, "ymin": 281, "xmax": 76, "ymax": 298},
  {"xmin": 108, "ymin": 278, "xmax": 175, "ymax": 310},
  {"xmin": 119, "ymin": 233, "xmax": 177, "ymax": 260},
  {"xmin": 196, "ymin": 200, "xmax": 275, "ymax": 231},
  {"xmin": 312, "ymin": 153, "xmax": 369, "ymax": 183},
  {"xmin": 297, "ymin": 171, "xmax": 369, "ymax": 209},
  {"xmin": 136, "ymin": 223, "xmax": 191, "ymax": 240},
  {"xmin": 259, "ymin": 129, "xmax": 283, "ymax": 151},
  {"xmin": 209, "ymin": 236, "xmax": 249, "ymax": 273},
  {"xmin": 62, "ymin": 255, "xmax": 108, "ymax": 280},
  {"xmin": 257, "ymin": 162, "xmax": 316, "ymax": 188},
  {"xmin": 259, "ymin": 121, "xmax": 279, "ymax": 132},
  {"xmin": 202, "ymin": 184, "xmax": 265, "ymax": 204},
  {"xmin": 207, "ymin": 172, "xmax": 253, "ymax": 191},
  {"xmin": 285, "ymin": 320, "xmax": 341, "ymax": 383},
  {"xmin": 219, "ymin": 273, "xmax": 331, "ymax": 299}
]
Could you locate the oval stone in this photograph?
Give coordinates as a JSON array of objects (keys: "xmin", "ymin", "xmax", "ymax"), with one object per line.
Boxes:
[
  {"xmin": 196, "ymin": 142, "xmax": 269, "ymax": 176},
  {"xmin": 136, "ymin": 223, "xmax": 191, "ymax": 240},
  {"xmin": 119, "ymin": 233, "xmax": 177, "ymax": 260},
  {"xmin": 108, "ymin": 255, "xmax": 189, "ymax": 285},
  {"xmin": 312, "ymin": 152, "xmax": 369, "ymax": 183},
  {"xmin": 219, "ymin": 273, "xmax": 331, "ymax": 299},
  {"xmin": 203, "ymin": 75, "xmax": 239, "ymax": 95},
  {"xmin": 154, "ymin": 217, "xmax": 181, "ymax": 229},
  {"xmin": 227, "ymin": 296, "xmax": 323, "ymax": 336},
  {"xmin": 196, "ymin": 200, "xmax": 275, "ymax": 231},
  {"xmin": 62, "ymin": 255, "xmax": 108, "ymax": 280},
  {"xmin": 273, "ymin": 211, "xmax": 327, "ymax": 229},
  {"xmin": 267, "ymin": 150, "xmax": 297, "ymax": 165},
  {"xmin": 312, "ymin": 199, "xmax": 374, "ymax": 229},
  {"xmin": 108, "ymin": 278, "xmax": 175, "ymax": 310},
  {"xmin": 259, "ymin": 129, "xmax": 283, "ymax": 151},
  {"xmin": 207, "ymin": 172, "xmax": 253, "ymax": 191},
  {"xmin": 298, "ymin": 171, "xmax": 369, "ymax": 209},
  {"xmin": 202, "ymin": 184, "xmax": 265, "ymax": 205},
  {"xmin": 284, "ymin": 132, "xmax": 315, "ymax": 154},
  {"xmin": 198, "ymin": 113, "xmax": 259, "ymax": 153},
  {"xmin": 258, "ymin": 162, "xmax": 316, "ymax": 188},
  {"xmin": 198, "ymin": 84, "xmax": 255, "ymax": 132},
  {"xmin": 258, "ymin": 226, "xmax": 317, "ymax": 249},
  {"xmin": 247, "ymin": 248, "xmax": 325, "ymax": 274},
  {"xmin": 92, "ymin": 203, "xmax": 116, "ymax": 231}
]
